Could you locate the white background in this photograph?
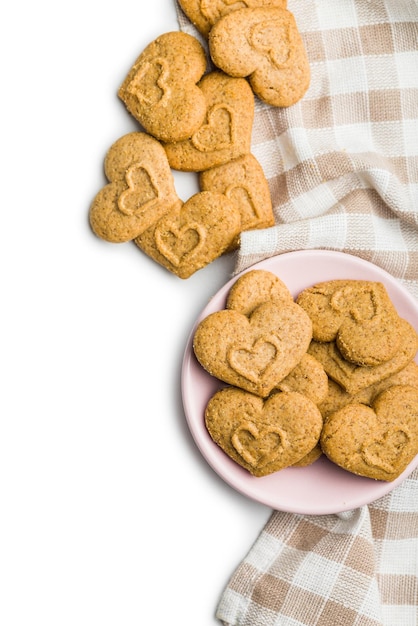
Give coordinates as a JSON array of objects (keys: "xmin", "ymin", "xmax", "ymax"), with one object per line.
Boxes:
[{"xmin": 0, "ymin": 1, "xmax": 271, "ymax": 624}]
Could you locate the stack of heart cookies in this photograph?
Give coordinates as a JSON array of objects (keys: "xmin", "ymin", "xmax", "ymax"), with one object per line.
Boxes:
[
  {"xmin": 297, "ymin": 279, "xmax": 418, "ymax": 481},
  {"xmin": 193, "ymin": 269, "xmax": 326, "ymax": 477},
  {"xmin": 89, "ymin": 1, "xmax": 311, "ymax": 277},
  {"xmin": 192, "ymin": 270, "xmax": 418, "ymax": 481}
]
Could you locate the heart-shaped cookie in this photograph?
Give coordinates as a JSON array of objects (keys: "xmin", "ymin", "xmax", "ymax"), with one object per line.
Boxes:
[
  {"xmin": 277, "ymin": 353, "xmax": 328, "ymax": 405},
  {"xmin": 118, "ymin": 32, "xmax": 208, "ymax": 142},
  {"xmin": 320, "ymin": 385, "xmax": 418, "ymax": 481},
  {"xmin": 308, "ymin": 319, "xmax": 418, "ymax": 395},
  {"xmin": 318, "ymin": 361, "xmax": 418, "ymax": 421},
  {"xmin": 297, "ymin": 280, "xmax": 404, "ymax": 366},
  {"xmin": 226, "ymin": 269, "xmax": 293, "ymax": 316},
  {"xmin": 209, "ymin": 7, "xmax": 310, "ymax": 107},
  {"xmin": 178, "ymin": 0, "xmax": 288, "ymax": 38},
  {"xmin": 192, "ymin": 104, "xmax": 234, "ymax": 152},
  {"xmin": 135, "ymin": 191, "xmax": 241, "ymax": 278},
  {"xmin": 193, "ymin": 301, "xmax": 312, "ymax": 396},
  {"xmin": 199, "ymin": 154, "xmax": 274, "ymax": 239},
  {"xmin": 89, "ymin": 132, "xmax": 180, "ymax": 242},
  {"xmin": 163, "ymin": 71, "xmax": 254, "ymax": 172},
  {"xmin": 205, "ymin": 387, "xmax": 323, "ymax": 476}
]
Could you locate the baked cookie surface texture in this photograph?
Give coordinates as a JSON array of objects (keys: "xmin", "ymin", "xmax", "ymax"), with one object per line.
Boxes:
[
  {"xmin": 321, "ymin": 385, "xmax": 418, "ymax": 481},
  {"xmin": 226, "ymin": 269, "xmax": 293, "ymax": 315},
  {"xmin": 208, "ymin": 7, "xmax": 310, "ymax": 106},
  {"xmin": 199, "ymin": 156, "xmax": 274, "ymax": 245},
  {"xmin": 205, "ymin": 387, "xmax": 322, "ymax": 476},
  {"xmin": 135, "ymin": 191, "xmax": 241, "ymax": 278},
  {"xmin": 318, "ymin": 361, "xmax": 418, "ymax": 421},
  {"xmin": 178, "ymin": 0, "xmax": 288, "ymax": 38},
  {"xmin": 297, "ymin": 280, "xmax": 404, "ymax": 367},
  {"xmin": 193, "ymin": 301, "xmax": 312, "ymax": 397},
  {"xmin": 163, "ymin": 71, "xmax": 254, "ymax": 171},
  {"xmin": 89, "ymin": 132, "xmax": 180, "ymax": 243},
  {"xmin": 118, "ymin": 32, "xmax": 208, "ymax": 142},
  {"xmin": 308, "ymin": 319, "xmax": 418, "ymax": 395},
  {"xmin": 277, "ymin": 353, "xmax": 328, "ymax": 405}
]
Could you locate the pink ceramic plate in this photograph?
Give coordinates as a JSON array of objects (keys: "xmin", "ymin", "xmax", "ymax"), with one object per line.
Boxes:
[{"xmin": 181, "ymin": 250, "xmax": 418, "ymax": 514}]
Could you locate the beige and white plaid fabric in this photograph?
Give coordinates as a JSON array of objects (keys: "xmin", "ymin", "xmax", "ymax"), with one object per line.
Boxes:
[
  {"xmin": 177, "ymin": 1, "xmax": 418, "ymax": 624},
  {"xmin": 216, "ymin": 486, "xmax": 418, "ymax": 625},
  {"xmin": 231, "ymin": 0, "xmax": 418, "ymax": 304}
]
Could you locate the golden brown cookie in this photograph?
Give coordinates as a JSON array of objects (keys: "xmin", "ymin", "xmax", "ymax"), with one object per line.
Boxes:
[
  {"xmin": 118, "ymin": 32, "xmax": 207, "ymax": 142},
  {"xmin": 89, "ymin": 132, "xmax": 180, "ymax": 242},
  {"xmin": 308, "ymin": 319, "xmax": 418, "ymax": 395},
  {"xmin": 199, "ymin": 154, "xmax": 274, "ymax": 244},
  {"xmin": 297, "ymin": 280, "xmax": 404, "ymax": 366},
  {"xmin": 205, "ymin": 387, "xmax": 323, "ymax": 476},
  {"xmin": 277, "ymin": 354, "xmax": 328, "ymax": 405},
  {"xmin": 226, "ymin": 269, "xmax": 293, "ymax": 316},
  {"xmin": 292, "ymin": 444, "xmax": 322, "ymax": 467},
  {"xmin": 318, "ymin": 361, "xmax": 418, "ymax": 420},
  {"xmin": 135, "ymin": 191, "xmax": 241, "ymax": 278},
  {"xmin": 208, "ymin": 7, "xmax": 310, "ymax": 107},
  {"xmin": 193, "ymin": 301, "xmax": 312, "ymax": 397},
  {"xmin": 163, "ymin": 71, "xmax": 254, "ymax": 172},
  {"xmin": 320, "ymin": 385, "xmax": 418, "ymax": 481},
  {"xmin": 277, "ymin": 353, "xmax": 328, "ymax": 467},
  {"xmin": 178, "ymin": 0, "xmax": 287, "ymax": 38}
]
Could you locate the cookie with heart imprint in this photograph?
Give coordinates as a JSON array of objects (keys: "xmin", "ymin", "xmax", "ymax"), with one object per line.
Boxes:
[
  {"xmin": 321, "ymin": 385, "xmax": 418, "ymax": 481},
  {"xmin": 163, "ymin": 71, "xmax": 254, "ymax": 172},
  {"xmin": 318, "ymin": 361, "xmax": 418, "ymax": 421},
  {"xmin": 193, "ymin": 300, "xmax": 312, "ymax": 396},
  {"xmin": 178, "ymin": 0, "xmax": 288, "ymax": 38},
  {"xmin": 89, "ymin": 132, "xmax": 180, "ymax": 243},
  {"xmin": 134, "ymin": 191, "xmax": 241, "ymax": 278},
  {"xmin": 297, "ymin": 280, "xmax": 404, "ymax": 367},
  {"xmin": 208, "ymin": 7, "xmax": 310, "ymax": 107},
  {"xmin": 224, "ymin": 270, "xmax": 328, "ymax": 406},
  {"xmin": 308, "ymin": 318, "xmax": 418, "ymax": 395},
  {"xmin": 200, "ymin": 156, "xmax": 275, "ymax": 248},
  {"xmin": 118, "ymin": 31, "xmax": 207, "ymax": 143},
  {"xmin": 205, "ymin": 387, "xmax": 323, "ymax": 476}
]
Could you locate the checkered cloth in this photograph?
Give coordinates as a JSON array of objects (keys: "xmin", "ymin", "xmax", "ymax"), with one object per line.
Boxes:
[{"xmin": 177, "ymin": 1, "xmax": 418, "ymax": 624}]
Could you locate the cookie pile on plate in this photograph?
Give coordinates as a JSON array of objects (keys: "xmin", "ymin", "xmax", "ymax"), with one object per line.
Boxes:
[
  {"xmin": 192, "ymin": 270, "xmax": 418, "ymax": 481},
  {"xmin": 89, "ymin": 1, "xmax": 311, "ymax": 278}
]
